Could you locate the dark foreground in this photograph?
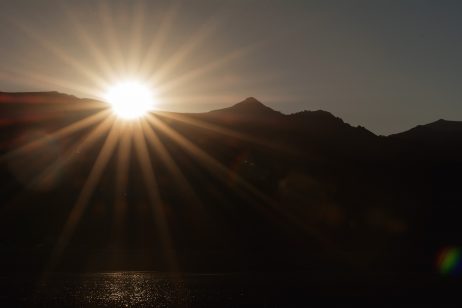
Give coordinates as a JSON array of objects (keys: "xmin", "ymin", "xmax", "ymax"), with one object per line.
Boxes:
[
  {"xmin": 1, "ymin": 93, "xmax": 462, "ymax": 306},
  {"xmin": 0, "ymin": 271, "xmax": 460, "ymax": 307}
]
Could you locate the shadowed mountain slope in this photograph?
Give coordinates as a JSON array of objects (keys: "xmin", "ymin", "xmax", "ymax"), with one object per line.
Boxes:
[
  {"xmin": 0, "ymin": 92, "xmax": 461, "ymax": 289},
  {"xmin": 390, "ymin": 119, "xmax": 462, "ymax": 142}
]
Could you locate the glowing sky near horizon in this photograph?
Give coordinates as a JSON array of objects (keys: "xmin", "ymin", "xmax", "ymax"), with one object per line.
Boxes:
[{"xmin": 1, "ymin": 0, "xmax": 462, "ymax": 135}]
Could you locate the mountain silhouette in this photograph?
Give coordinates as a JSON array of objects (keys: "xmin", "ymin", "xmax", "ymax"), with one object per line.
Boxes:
[
  {"xmin": 210, "ymin": 97, "xmax": 282, "ymax": 116},
  {"xmin": 0, "ymin": 92, "xmax": 461, "ymax": 293},
  {"xmin": 391, "ymin": 118, "xmax": 462, "ymax": 142}
]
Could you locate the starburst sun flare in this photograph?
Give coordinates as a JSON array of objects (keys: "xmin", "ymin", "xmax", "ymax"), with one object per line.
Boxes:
[{"xmin": 104, "ymin": 80, "xmax": 156, "ymax": 120}]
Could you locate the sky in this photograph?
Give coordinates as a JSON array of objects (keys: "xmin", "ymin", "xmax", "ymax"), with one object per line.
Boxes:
[{"xmin": 1, "ymin": 0, "xmax": 462, "ymax": 135}]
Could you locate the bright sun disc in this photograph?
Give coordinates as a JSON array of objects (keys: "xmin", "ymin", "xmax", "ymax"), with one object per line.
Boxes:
[{"xmin": 105, "ymin": 81, "xmax": 155, "ymax": 120}]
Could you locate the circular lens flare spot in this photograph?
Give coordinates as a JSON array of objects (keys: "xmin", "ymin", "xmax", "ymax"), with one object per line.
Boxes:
[
  {"xmin": 437, "ymin": 246, "xmax": 462, "ymax": 276},
  {"xmin": 105, "ymin": 81, "xmax": 155, "ymax": 120}
]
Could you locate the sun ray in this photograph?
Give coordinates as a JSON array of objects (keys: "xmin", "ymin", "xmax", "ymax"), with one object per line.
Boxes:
[
  {"xmin": 145, "ymin": 114, "xmax": 275, "ymax": 186},
  {"xmin": 147, "ymin": 16, "xmax": 220, "ymax": 85},
  {"xmin": 28, "ymin": 116, "xmax": 115, "ymax": 192},
  {"xmin": 0, "ymin": 86, "xmax": 103, "ymax": 113},
  {"xmin": 139, "ymin": 4, "xmax": 179, "ymax": 78},
  {"xmin": 132, "ymin": 120, "xmax": 178, "ymax": 271},
  {"xmin": 0, "ymin": 109, "xmax": 111, "ymax": 164},
  {"xmin": 60, "ymin": 3, "xmax": 117, "ymax": 81},
  {"xmin": 98, "ymin": 1, "xmax": 126, "ymax": 75},
  {"xmin": 0, "ymin": 67, "xmax": 104, "ymax": 99},
  {"xmin": 146, "ymin": 115, "xmax": 334, "ymax": 246},
  {"xmin": 10, "ymin": 19, "xmax": 108, "ymax": 89},
  {"xmin": 145, "ymin": 114, "xmax": 279, "ymax": 225},
  {"xmin": 127, "ymin": 1, "xmax": 146, "ymax": 75},
  {"xmin": 0, "ymin": 116, "xmax": 115, "ymax": 214},
  {"xmin": 155, "ymin": 111, "xmax": 294, "ymax": 154},
  {"xmin": 113, "ymin": 121, "xmax": 133, "ymax": 237},
  {"xmin": 140, "ymin": 119, "xmax": 202, "ymax": 210},
  {"xmin": 145, "ymin": 114, "xmax": 253, "ymax": 200},
  {"xmin": 47, "ymin": 119, "xmax": 119, "ymax": 270},
  {"xmin": 159, "ymin": 94, "xmax": 240, "ymax": 110},
  {"xmin": 156, "ymin": 44, "xmax": 257, "ymax": 95},
  {"xmin": 146, "ymin": 114, "xmax": 226, "ymax": 175}
]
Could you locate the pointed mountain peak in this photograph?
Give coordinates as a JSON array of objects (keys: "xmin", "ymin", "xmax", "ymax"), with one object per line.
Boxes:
[
  {"xmin": 210, "ymin": 97, "xmax": 282, "ymax": 116},
  {"xmin": 231, "ymin": 97, "xmax": 271, "ymax": 110},
  {"xmin": 239, "ymin": 97, "xmax": 263, "ymax": 105}
]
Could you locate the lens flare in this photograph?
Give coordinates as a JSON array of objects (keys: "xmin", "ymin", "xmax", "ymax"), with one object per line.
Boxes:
[
  {"xmin": 105, "ymin": 81, "xmax": 155, "ymax": 120},
  {"xmin": 437, "ymin": 246, "xmax": 462, "ymax": 276}
]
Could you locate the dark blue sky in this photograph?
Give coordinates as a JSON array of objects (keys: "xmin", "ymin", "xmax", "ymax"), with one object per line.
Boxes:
[{"xmin": 1, "ymin": 0, "xmax": 462, "ymax": 134}]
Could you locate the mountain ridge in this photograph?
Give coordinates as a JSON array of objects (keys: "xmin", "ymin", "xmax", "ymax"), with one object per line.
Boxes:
[
  {"xmin": 0, "ymin": 90, "xmax": 462, "ymax": 280},
  {"xmin": 390, "ymin": 118, "xmax": 462, "ymax": 138},
  {"xmin": 208, "ymin": 97, "xmax": 283, "ymax": 118},
  {"xmin": 1, "ymin": 91, "xmax": 460, "ymax": 138}
]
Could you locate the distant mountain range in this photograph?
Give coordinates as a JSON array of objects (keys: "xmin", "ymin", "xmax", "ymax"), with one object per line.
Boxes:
[
  {"xmin": 1, "ymin": 91, "xmax": 460, "ymax": 141},
  {"xmin": 0, "ymin": 92, "xmax": 461, "ymax": 285}
]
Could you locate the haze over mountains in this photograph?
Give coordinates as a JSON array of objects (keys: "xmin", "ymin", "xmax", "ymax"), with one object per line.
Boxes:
[{"xmin": 0, "ymin": 92, "xmax": 461, "ymax": 287}]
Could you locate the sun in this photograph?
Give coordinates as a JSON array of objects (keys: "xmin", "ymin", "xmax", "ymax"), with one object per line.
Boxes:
[{"xmin": 104, "ymin": 81, "xmax": 156, "ymax": 120}]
